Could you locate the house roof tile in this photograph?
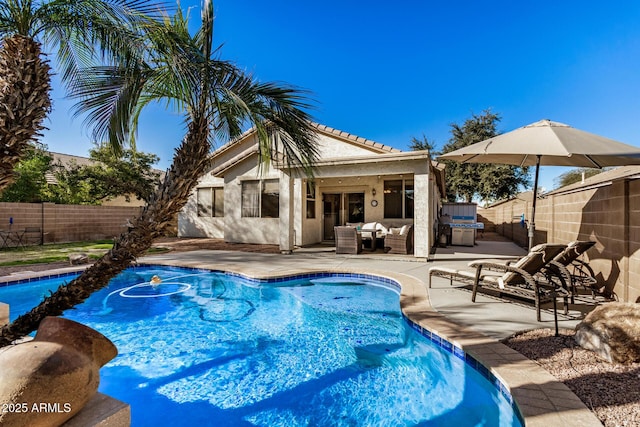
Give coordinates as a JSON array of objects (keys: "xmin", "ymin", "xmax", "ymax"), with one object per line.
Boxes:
[{"xmin": 211, "ymin": 122, "xmax": 400, "ymax": 160}]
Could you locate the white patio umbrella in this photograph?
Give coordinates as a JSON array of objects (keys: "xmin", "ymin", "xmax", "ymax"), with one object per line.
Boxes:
[{"xmin": 438, "ymin": 119, "xmax": 640, "ymax": 249}]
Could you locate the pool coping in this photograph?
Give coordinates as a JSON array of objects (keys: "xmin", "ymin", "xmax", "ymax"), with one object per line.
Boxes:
[{"xmin": 1, "ymin": 262, "xmax": 602, "ymax": 427}]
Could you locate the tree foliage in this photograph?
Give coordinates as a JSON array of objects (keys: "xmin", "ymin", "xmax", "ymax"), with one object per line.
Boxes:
[
  {"xmin": 409, "ymin": 134, "xmax": 437, "ymax": 152},
  {"xmin": 554, "ymin": 167, "xmax": 608, "ymax": 189},
  {"xmin": 48, "ymin": 145, "xmax": 160, "ymax": 204},
  {"xmin": 440, "ymin": 110, "xmax": 530, "ymax": 202},
  {"xmin": 0, "ymin": 143, "xmax": 52, "ymax": 202},
  {"xmin": 0, "ymin": 0, "xmax": 165, "ymax": 192},
  {"xmin": 0, "ymin": 144, "xmax": 160, "ymax": 204}
]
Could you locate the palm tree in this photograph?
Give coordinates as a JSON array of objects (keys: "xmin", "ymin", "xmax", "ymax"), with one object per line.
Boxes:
[
  {"xmin": 0, "ymin": 1, "xmax": 319, "ymax": 346},
  {"xmin": 0, "ymin": 0, "xmax": 162, "ymax": 191}
]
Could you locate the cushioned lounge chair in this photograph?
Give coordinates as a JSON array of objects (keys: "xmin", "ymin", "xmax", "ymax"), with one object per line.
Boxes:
[
  {"xmin": 384, "ymin": 224, "xmax": 413, "ymax": 254},
  {"xmin": 547, "ymin": 240, "xmax": 600, "ymax": 300},
  {"xmin": 429, "ymin": 243, "xmax": 569, "ymax": 334},
  {"xmin": 334, "ymin": 226, "xmax": 362, "ymax": 255}
]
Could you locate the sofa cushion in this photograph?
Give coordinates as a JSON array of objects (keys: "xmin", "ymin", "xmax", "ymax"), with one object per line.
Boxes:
[
  {"xmin": 375, "ymin": 223, "xmax": 388, "ymax": 236},
  {"xmin": 360, "ymin": 222, "xmax": 388, "ymax": 238}
]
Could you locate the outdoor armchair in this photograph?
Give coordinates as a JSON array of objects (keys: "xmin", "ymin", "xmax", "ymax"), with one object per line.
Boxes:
[
  {"xmin": 429, "ymin": 243, "xmax": 568, "ymax": 334},
  {"xmin": 384, "ymin": 224, "xmax": 414, "ymax": 254},
  {"xmin": 334, "ymin": 226, "xmax": 362, "ymax": 255}
]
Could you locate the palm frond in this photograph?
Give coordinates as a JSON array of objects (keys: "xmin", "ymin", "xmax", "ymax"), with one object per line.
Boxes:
[
  {"xmin": 69, "ymin": 64, "xmax": 150, "ymax": 153},
  {"xmin": 69, "ymin": 1, "xmax": 318, "ymax": 174},
  {"xmin": 209, "ymin": 72, "xmax": 319, "ymax": 176},
  {"xmin": 33, "ymin": 1, "xmax": 168, "ymax": 101}
]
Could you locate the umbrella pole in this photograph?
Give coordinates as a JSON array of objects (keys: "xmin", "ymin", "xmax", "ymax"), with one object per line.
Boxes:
[{"xmin": 528, "ymin": 155, "xmax": 541, "ymax": 250}]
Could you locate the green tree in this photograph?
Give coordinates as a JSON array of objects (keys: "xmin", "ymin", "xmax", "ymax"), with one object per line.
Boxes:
[
  {"xmin": 441, "ymin": 110, "xmax": 529, "ymax": 202},
  {"xmin": 44, "ymin": 161, "xmax": 95, "ymax": 205},
  {"xmin": 0, "ymin": 0, "xmax": 161, "ymax": 191},
  {"xmin": 48, "ymin": 145, "xmax": 160, "ymax": 204},
  {"xmin": 0, "ymin": 144, "xmax": 160, "ymax": 204},
  {"xmin": 0, "ymin": 143, "xmax": 52, "ymax": 202},
  {"xmin": 409, "ymin": 134, "xmax": 437, "ymax": 152},
  {"xmin": 0, "ymin": 2, "xmax": 319, "ymax": 345}
]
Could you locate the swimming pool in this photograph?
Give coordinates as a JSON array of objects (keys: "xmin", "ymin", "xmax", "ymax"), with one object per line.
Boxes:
[{"xmin": 0, "ymin": 266, "xmax": 523, "ymax": 426}]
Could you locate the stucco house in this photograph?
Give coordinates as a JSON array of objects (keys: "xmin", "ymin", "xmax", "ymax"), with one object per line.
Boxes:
[{"xmin": 178, "ymin": 123, "xmax": 445, "ymax": 258}]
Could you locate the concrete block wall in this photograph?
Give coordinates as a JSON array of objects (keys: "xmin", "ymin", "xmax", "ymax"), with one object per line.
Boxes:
[
  {"xmin": 481, "ymin": 177, "xmax": 640, "ymax": 303},
  {"xmin": 480, "ymin": 199, "xmax": 530, "ymax": 246},
  {"xmin": 476, "ymin": 209, "xmax": 496, "ymax": 232},
  {"xmin": 43, "ymin": 204, "xmax": 143, "ymax": 243},
  {"xmin": 0, "ymin": 203, "xmax": 142, "ymax": 243},
  {"xmin": 628, "ymin": 179, "xmax": 640, "ymax": 303}
]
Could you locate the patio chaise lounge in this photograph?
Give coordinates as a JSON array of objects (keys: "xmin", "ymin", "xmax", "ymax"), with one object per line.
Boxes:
[
  {"xmin": 334, "ymin": 226, "xmax": 362, "ymax": 254},
  {"xmin": 547, "ymin": 240, "xmax": 600, "ymax": 300},
  {"xmin": 428, "ymin": 243, "xmax": 569, "ymax": 332},
  {"xmin": 490, "ymin": 240, "xmax": 599, "ymax": 302}
]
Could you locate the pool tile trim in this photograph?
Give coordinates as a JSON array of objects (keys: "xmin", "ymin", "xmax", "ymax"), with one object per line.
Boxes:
[{"xmin": 0, "ymin": 271, "xmax": 80, "ymax": 287}]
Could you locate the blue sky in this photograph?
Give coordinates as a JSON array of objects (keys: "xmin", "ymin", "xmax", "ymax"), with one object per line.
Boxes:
[{"xmin": 41, "ymin": 0, "xmax": 640, "ymax": 192}]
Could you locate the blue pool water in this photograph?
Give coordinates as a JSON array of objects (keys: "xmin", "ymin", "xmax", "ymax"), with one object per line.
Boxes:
[{"xmin": 0, "ymin": 266, "xmax": 522, "ymax": 427}]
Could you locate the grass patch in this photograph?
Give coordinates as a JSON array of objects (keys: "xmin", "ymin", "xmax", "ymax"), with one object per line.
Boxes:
[
  {"xmin": 0, "ymin": 239, "xmax": 172, "ymax": 267},
  {"xmin": 0, "ymin": 256, "xmax": 71, "ymax": 267}
]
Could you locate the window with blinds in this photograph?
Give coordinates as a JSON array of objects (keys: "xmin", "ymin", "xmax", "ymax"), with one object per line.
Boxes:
[
  {"xmin": 241, "ymin": 179, "xmax": 279, "ymax": 218},
  {"xmin": 197, "ymin": 187, "xmax": 224, "ymax": 217}
]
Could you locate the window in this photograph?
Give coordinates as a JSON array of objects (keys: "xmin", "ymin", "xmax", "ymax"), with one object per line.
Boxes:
[
  {"xmin": 384, "ymin": 179, "xmax": 414, "ymax": 219},
  {"xmin": 261, "ymin": 179, "xmax": 279, "ymax": 218},
  {"xmin": 306, "ymin": 181, "xmax": 316, "ymax": 219},
  {"xmin": 241, "ymin": 179, "xmax": 279, "ymax": 218},
  {"xmin": 197, "ymin": 187, "xmax": 224, "ymax": 217},
  {"xmin": 404, "ymin": 180, "xmax": 414, "ymax": 219},
  {"xmin": 347, "ymin": 193, "xmax": 364, "ymax": 223},
  {"xmin": 383, "ymin": 180, "xmax": 402, "ymax": 218},
  {"xmin": 241, "ymin": 181, "xmax": 260, "ymax": 217},
  {"xmin": 214, "ymin": 188, "xmax": 224, "ymax": 217}
]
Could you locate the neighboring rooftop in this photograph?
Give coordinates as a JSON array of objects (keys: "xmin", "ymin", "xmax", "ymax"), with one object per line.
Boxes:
[
  {"xmin": 546, "ymin": 165, "xmax": 640, "ymax": 195},
  {"xmin": 45, "ymin": 151, "xmax": 165, "ymax": 185}
]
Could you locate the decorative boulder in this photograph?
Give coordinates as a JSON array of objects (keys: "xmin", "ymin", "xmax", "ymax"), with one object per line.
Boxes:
[
  {"xmin": 575, "ymin": 302, "xmax": 640, "ymax": 364},
  {"xmin": 0, "ymin": 317, "xmax": 117, "ymax": 426},
  {"xmin": 68, "ymin": 253, "xmax": 89, "ymax": 265}
]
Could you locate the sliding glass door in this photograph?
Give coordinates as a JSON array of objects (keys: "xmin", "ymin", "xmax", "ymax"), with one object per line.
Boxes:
[{"xmin": 322, "ymin": 192, "xmax": 365, "ymax": 240}]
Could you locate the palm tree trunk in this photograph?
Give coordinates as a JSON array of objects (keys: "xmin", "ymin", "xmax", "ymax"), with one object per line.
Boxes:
[
  {"xmin": 0, "ymin": 116, "xmax": 211, "ymax": 347},
  {"xmin": 0, "ymin": 35, "xmax": 52, "ymax": 192}
]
